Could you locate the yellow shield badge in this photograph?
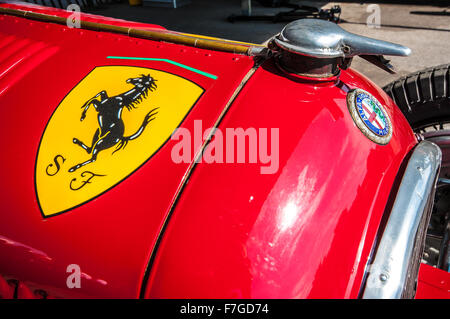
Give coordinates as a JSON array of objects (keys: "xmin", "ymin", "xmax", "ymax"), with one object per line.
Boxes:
[{"xmin": 36, "ymin": 66, "xmax": 204, "ymax": 217}]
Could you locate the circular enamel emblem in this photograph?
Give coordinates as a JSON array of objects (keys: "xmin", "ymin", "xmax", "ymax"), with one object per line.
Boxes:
[{"xmin": 347, "ymin": 89, "xmax": 392, "ymax": 145}]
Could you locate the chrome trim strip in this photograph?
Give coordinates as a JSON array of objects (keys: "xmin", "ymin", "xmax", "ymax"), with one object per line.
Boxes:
[{"xmin": 363, "ymin": 141, "xmax": 442, "ymax": 299}]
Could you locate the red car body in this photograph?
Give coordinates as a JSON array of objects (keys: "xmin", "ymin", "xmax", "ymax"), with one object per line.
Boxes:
[{"xmin": 0, "ymin": 2, "xmax": 448, "ymax": 299}]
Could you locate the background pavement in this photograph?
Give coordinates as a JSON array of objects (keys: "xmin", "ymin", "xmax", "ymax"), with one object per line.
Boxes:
[{"xmin": 86, "ymin": 0, "xmax": 450, "ymax": 87}]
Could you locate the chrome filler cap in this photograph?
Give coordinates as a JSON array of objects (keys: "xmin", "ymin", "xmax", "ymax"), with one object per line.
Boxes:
[
  {"xmin": 274, "ymin": 19, "xmax": 411, "ymax": 58},
  {"xmin": 271, "ymin": 19, "xmax": 411, "ymax": 78}
]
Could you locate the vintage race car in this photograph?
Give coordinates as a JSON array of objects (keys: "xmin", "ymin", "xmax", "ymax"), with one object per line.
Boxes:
[{"xmin": 0, "ymin": 1, "xmax": 448, "ymax": 299}]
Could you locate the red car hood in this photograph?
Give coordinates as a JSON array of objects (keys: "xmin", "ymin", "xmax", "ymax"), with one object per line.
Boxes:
[
  {"xmin": 0, "ymin": 2, "xmax": 254, "ymax": 298},
  {"xmin": 0, "ymin": 2, "xmax": 420, "ymax": 299}
]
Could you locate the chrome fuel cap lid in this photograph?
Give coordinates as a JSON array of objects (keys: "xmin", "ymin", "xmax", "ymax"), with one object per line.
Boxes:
[{"xmin": 274, "ymin": 19, "xmax": 411, "ymax": 59}]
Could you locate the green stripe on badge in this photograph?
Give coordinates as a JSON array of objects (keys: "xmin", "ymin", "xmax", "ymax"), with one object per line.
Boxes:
[{"xmin": 106, "ymin": 56, "xmax": 218, "ymax": 80}]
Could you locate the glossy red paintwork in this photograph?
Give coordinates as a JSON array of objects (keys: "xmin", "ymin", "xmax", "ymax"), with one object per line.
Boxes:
[
  {"xmin": 0, "ymin": 275, "xmax": 14, "ymax": 298},
  {"xmin": 144, "ymin": 62, "xmax": 417, "ymax": 298},
  {"xmin": 415, "ymin": 264, "xmax": 450, "ymax": 299},
  {"xmin": 0, "ymin": 3, "xmax": 254, "ymax": 298},
  {"xmin": 0, "ymin": 3, "xmax": 435, "ymax": 299}
]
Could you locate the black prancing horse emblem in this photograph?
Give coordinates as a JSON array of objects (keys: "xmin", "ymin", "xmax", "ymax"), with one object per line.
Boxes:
[{"xmin": 69, "ymin": 74, "xmax": 159, "ymax": 172}]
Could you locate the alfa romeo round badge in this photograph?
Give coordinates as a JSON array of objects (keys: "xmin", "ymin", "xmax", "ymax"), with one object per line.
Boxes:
[{"xmin": 347, "ymin": 89, "xmax": 392, "ymax": 145}]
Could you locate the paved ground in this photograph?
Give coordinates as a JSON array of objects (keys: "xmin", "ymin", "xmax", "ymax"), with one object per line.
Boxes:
[
  {"xmin": 331, "ymin": 2, "xmax": 450, "ymax": 86},
  {"xmin": 86, "ymin": 0, "xmax": 450, "ymax": 87}
]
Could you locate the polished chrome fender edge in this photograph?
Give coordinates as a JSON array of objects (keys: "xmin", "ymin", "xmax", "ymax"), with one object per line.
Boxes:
[{"xmin": 363, "ymin": 141, "xmax": 442, "ymax": 299}]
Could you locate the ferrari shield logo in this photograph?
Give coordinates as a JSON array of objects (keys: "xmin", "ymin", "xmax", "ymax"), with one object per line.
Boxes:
[{"xmin": 36, "ymin": 66, "xmax": 203, "ymax": 217}]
